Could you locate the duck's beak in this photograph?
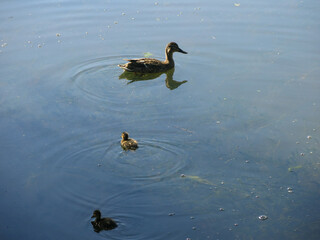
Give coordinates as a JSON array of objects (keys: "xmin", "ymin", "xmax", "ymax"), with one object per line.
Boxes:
[{"xmin": 178, "ymin": 47, "xmax": 188, "ymax": 54}]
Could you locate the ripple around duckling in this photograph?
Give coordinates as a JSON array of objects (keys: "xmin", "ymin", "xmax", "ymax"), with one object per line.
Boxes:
[
  {"xmin": 44, "ymin": 138, "xmax": 123, "ymax": 209},
  {"xmin": 46, "ymin": 136, "xmax": 186, "ymax": 212},
  {"xmin": 94, "ymin": 186, "xmax": 182, "ymax": 240},
  {"xmin": 68, "ymin": 55, "xmax": 167, "ymax": 111},
  {"xmin": 103, "ymin": 138, "xmax": 187, "ymax": 181}
]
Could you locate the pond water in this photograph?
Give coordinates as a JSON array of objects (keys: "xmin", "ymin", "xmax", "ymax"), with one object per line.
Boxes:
[{"xmin": 1, "ymin": 0, "xmax": 320, "ymax": 239}]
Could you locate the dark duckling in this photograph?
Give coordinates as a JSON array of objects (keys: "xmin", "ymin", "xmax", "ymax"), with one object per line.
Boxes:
[
  {"xmin": 118, "ymin": 42, "xmax": 187, "ymax": 73},
  {"xmin": 121, "ymin": 132, "xmax": 138, "ymax": 150},
  {"xmin": 91, "ymin": 210, "xmax": 117, "ymax": 232}
]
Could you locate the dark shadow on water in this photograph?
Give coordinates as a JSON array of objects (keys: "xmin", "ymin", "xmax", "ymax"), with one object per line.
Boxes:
[{"xmin": 119, "ymin": 68, "xmax": 187, "ymax": 90}]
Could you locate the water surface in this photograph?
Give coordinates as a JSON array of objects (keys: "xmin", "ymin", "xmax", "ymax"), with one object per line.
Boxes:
[{"xmin": 1, "ymin": 0, "xmax": 320, "ymax": 239}]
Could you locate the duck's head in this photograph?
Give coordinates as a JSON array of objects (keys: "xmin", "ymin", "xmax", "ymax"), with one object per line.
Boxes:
[
  {"xmin": 91, "ymin": 210, "xmax": 101, "ymax": 219},
  {"xmin": 121, "ymin": 132, "xmax": 129, "ymax": 140},
  {"xmin": 166, "ymin": 42, "xmax": 187, "ymax": 54}
]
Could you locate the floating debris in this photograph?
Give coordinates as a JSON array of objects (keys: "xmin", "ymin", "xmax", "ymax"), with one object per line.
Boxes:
[
  {"xmin": 234, "ymin": 3, "xmax": 241, "ymax": 7},
  {"xmin": 288, "ymin": 165, "xmax": 302, "ymax": 172},
  {"xmin": 216, "ymin": 121, "xmax": 221, "ymax": 124},
  {"xmin": 300, "ymin": 153, "xmax": 305, "ymax": 156},
  {"xmin": 154, "ymin": 2, "xmax": 158, "ymax": 5},
  {"xmin": 114, "ymin": 21, "xmax": 118, "ymax": 24},
  {"xmin": 307, "ymin": 135, "xmax": 312, "ymax": 139},
  {"xmin": 181, "ymin": 175, "xmax": 215, "ymax": 185},
  {"xmin": 122, "ymin": 12, "xmax": 126, "ymax": 16},
  {"xmin": 219, "ymin": 208, "xmax": 224, "ymax": 211},
  {"xmin": 168, "ymin": 212, "xmax": 175, "ymax": 216},
  {"xmin": 234, "ymin": 223, "xmax": 239, "ymax": 226},
  {"xmin": 56, "ymin": 33, "xmax": 61, "ymax": 37},
  {"xmin": 1, "ymin": 43, "xmax": 8, "ymax": 48},
  {"xmin": 192, "ymin": 226, "xmax": 196, "ymax": 230},
  {"xmin": 258, "ymin": 215, "xmax": 268, "ymax": 220},
  {"xmin": 190, "ymin": 216, "xmax": 195, "ymax": 219},
  {"xmin": 287, "ymin": 187, "xmax": 293, "ymax": 193},
  {"xmin": 245, "ymin": 160, "xmax": 249, "ymax": 163},
  {"xmin": 37, "ymin": 44, "xmax": 42, "ymax": 48},
  {"xmin": 144, "ymin": 52, "xmax": 153, "ymax": 58}
]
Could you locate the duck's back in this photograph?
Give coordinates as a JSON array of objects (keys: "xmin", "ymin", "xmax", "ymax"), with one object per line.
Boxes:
[
  {"xmin": 91, "ymin": 218, "xmax": 117, "ymax": 231},
  {"xmin": 101, "ymin": 218, "xmax": 118, "ymax": 230},
  {"xmin": 121, "ymin": 138, "xmax": 138, "ymax": 150},
  {"xmin": 119, "ymin": 58, "xmax": 170, "ymax": 73}
]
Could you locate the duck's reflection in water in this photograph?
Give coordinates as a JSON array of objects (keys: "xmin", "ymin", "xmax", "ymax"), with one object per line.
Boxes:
[{"xmin": 119, "ymin": 68, "xmax": 187, "ymax": 90}]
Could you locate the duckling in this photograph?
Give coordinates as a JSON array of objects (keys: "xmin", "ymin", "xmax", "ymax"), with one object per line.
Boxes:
[
  {"xmin": 121, "ymin": 132, "xmax": 138, "ymax": 150},
  {"xmin": 118, "ymin": 42, "xmax": 187, "ymax": 73},
  {"xmin": 91, "ymin": 210, "xmax": 117, "ymax": 232}
]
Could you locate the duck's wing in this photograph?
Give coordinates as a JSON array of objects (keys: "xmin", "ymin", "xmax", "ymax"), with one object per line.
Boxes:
[
  {"xmin": 121, "ymin": 139, "xmax": 138, "ymax": 150},
  {"xmin": 119, "ymin": 58, "xmax": 164, "ymax": 73}
]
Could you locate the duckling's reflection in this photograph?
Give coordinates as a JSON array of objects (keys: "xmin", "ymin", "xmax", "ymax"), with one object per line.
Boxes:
[{"xmin": 119, "ymin": 68, "xmax": 187, "ymax": 90}]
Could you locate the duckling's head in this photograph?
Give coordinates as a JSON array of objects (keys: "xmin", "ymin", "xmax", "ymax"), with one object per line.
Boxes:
[
  {"xmin": 166, "ymin": 42, "xmax": 187, "ymax": 54},
  {"xmin": 92, "ymin": 210, "xmax": 101, "ymax": 219},
  {"xmin": 121, "ymin": 132, "xmax": 129, "ymax": 140}
]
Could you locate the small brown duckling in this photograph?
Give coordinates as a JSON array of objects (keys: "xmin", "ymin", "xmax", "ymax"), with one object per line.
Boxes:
[
  {"xmin": 91, "ymin": 210, "xmax": 117, "ymax": 232},
  {"xmin": 121, "ymin": 132, "xmax": 138, "ymax": 150}
]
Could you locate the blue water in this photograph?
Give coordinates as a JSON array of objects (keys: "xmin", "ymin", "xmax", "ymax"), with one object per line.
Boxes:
[{"xmin": 1, "ymin": 0, "xmax": 320, "ymax": 239}]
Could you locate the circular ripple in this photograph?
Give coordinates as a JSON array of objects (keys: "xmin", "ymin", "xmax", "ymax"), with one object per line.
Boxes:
[
  {"xmin": 96, "ymin": 185, "xmax": 180, "ymax": 240},
  {"xmin": 46, "ymin": 139, "xmax": 114, "ymax": 207},
  {"xmin": 68, "ymin": 55, "xmax": 166, "ymax": 110},
  {"xmin": 45, "ymin": 135, "xmax": 186, "ymax": 210},
  {"xmin": 102, "ymin": 137, "xmax": 186, "ymax": 181}
]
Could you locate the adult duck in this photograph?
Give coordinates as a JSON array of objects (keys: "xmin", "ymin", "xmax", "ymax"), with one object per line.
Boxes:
[{"xmin": 118, "ymin": 42, "xmax": 187, "ymax": 73}]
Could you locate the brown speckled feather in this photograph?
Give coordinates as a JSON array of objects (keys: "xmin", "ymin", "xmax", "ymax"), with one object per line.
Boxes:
[{"xmin": 119, "ymin": 58, "xmax": 169, "ymax": 73}]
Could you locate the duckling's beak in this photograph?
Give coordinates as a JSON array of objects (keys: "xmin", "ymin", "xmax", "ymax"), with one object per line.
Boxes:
[{"xmin": 178, "ymin": 48, "xmax": 187, "ymax": 54}]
